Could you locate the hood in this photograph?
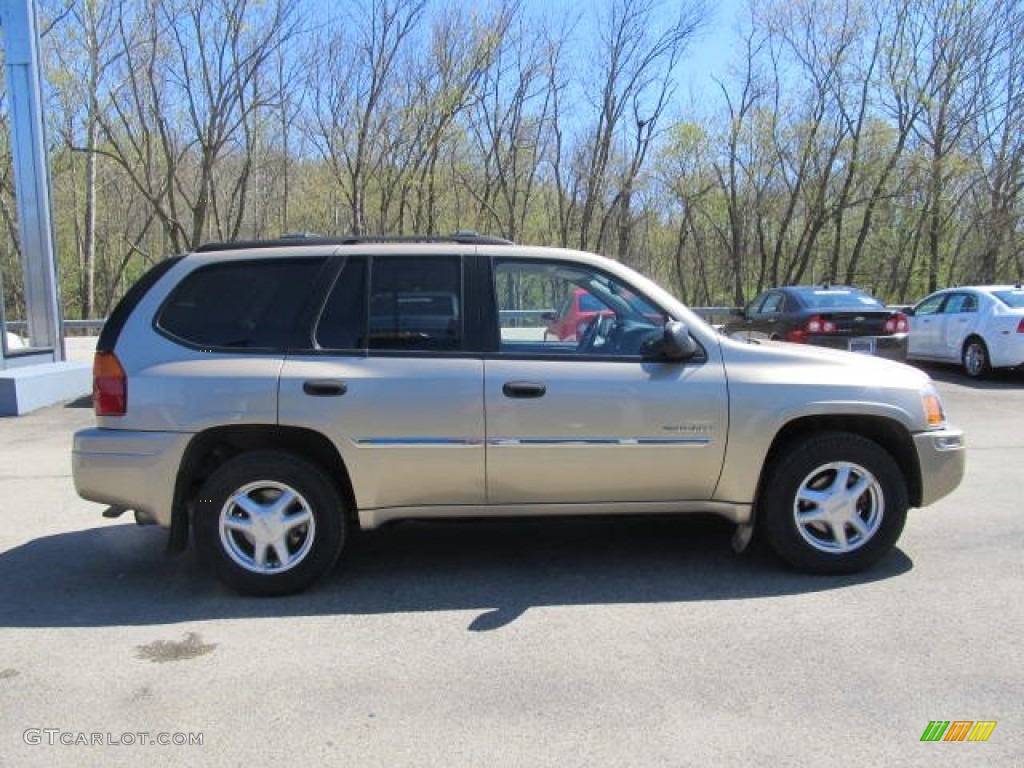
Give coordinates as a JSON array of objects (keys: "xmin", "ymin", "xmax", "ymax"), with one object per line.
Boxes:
[{"xmin": 716, "ymin": 335, "xmax": 931, "ymax": 389}]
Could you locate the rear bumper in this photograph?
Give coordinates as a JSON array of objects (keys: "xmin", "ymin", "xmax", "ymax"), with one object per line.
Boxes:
[
  {"xmin": 808, "ymin": 333, "xmax": 908, "ymax": 362},
  {"xmin": 72, "ymin": 428, "xmax": 192, "ymax": 528},
  {"xmin": 913, "ymin": 427, "xmax": 966, "ymax": 507}
]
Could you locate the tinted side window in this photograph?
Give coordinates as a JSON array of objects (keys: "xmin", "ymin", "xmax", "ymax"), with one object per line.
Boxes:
[
  {"xmin": 914, "ymin": 295, "xmax": 945, "ymax": 316},
  {"xmin": 98, "ymin": 256, "xmax": 183, "ymax": 352},
  {"xmin": 316, "ymin": 257, "xmax": 368, "ymax": 350},
  {"xmin": 157, "ymin": 258, "xmax": 325, "ymax": 350},
  {"xmin": 368, "ymin": 256, "xmax": 463, "ymax": 351},
  {"xmin": 943, "ymin": 293, "xmax": 977, "ymax": 314},
  {"xmin": 748, "ymin": 293, "xmax": 769, "ymax": 315},
  {"xmin": 759, "ymin": 293, "xmax": 784, "ymax": 314}
]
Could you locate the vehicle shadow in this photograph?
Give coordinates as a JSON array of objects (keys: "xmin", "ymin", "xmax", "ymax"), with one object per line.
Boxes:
[
  {"xmin": 0, "ymin": 516, "xmax": 912, "ymax": 631},
  {"xmin": 911, "ymin": 361, "xmax": 1024, "ymax": 389}
]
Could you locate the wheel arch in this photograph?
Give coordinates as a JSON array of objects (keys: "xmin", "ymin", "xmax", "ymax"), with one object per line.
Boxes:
[
  {"xmin": 756, "ymin": 415, "xmax": 922, "ymax": 516},
  {"xmin": 962, "ymin": 333, "xmax": 989, "ymax": 355},
  {"xmin": 168, "ymin": 425, "xmax": 357, "ymax": 553}
]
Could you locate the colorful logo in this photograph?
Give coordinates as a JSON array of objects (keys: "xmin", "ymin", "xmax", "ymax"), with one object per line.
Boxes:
[{"xmin": 920, "ymin": 721, "xmax": 997, "ymax": 742}]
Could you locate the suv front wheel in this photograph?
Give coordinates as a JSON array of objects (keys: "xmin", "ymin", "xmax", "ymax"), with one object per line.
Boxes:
[
  {"xmin": 760, "ymin": 432, "xmax": 908, "ymax": 574},
  {"xmin": 194, "ymin": 451, "xmax": 346, "ymax": 595}
]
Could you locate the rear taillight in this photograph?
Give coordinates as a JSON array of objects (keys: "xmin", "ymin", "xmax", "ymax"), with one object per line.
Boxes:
[
  {"xmin": 787, "ymin": 315, "xmax": 835, "ymax": 342},
  {"xmin": 1016, "ymin": 318, "xmax": 1024, "ymax": 333},
  {"xmin": 805, "ymin": 315, "xmax": 836, "ymax": 334},
  {"xmin": 884, "ymin": 313, "xmax": 909, "ymax": 334},
  {"xmin": 93, "ymin": 351, "xmax": 127, "ymax": 416}
]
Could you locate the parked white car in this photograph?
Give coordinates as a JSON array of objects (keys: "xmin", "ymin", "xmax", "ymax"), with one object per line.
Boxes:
[{"xmin": 907, "ymin": 285, "xmax": 1024, "ymax": 377}]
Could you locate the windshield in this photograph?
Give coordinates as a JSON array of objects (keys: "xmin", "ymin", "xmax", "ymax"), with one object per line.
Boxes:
[
  {"xmin": 579, "ymin": 275, "xmax": 663, "ymax": 322},
  {"xmin": 991, "ymin": 289, "xmax": 1024, "ymax": 309},
  {"xmin": 578, "ymin": 292, "xmax": 605, "ymax": 312}
]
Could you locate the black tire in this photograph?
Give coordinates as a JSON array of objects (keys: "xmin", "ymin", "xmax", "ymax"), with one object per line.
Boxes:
[
  {"xmin": 760, "ymin": 432, "xmax": 908, "ymax": 574},
  {"xmin": 194, "ymin": 451, "xmax": 346, "ymax": 596},
  {"xmin": 961, "ymin": 337, "xmax": 990, "ymax": 378}
]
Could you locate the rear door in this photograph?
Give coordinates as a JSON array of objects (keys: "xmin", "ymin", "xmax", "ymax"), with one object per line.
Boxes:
[
  {"xmin": 484, "ymin": 257, "xmax": 728, "ymax": 506},
  {"xmin": 279, "ymin": 253, "xmax": 486, "ymax": 512}
]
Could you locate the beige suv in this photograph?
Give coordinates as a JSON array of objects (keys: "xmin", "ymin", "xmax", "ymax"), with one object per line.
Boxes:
[{"xmin": 72, "ymin": 234, "xmax": 965, "ymax": 595}]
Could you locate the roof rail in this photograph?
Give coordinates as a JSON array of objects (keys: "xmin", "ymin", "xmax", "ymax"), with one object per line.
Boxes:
[{"xmin": 195, "ymin": 231, "xmax": 513, "ymax": 253}]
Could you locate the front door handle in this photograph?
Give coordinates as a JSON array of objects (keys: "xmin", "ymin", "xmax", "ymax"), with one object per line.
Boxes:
[
  {"xmin": 502, "ymin": 381, "xmax": 546, "ymax": 399},
  {"xmin": 303, "ymin": 379, "xmax": 348, "ymax": 397}
]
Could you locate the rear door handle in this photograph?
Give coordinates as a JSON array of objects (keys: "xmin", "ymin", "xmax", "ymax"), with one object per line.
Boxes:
[
  {"xmin": 502, "ymin": 381, "xmax": 546, "ymax": 399},
  {"xmin": 303, "ymin": 379, "xmax": 348, "ymax": 397}
]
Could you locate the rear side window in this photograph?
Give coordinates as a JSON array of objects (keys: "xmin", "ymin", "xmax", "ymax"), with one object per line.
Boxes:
[
  {"xmin": 157, "ymin": 258, "xmax": 325, "ymax": 350},
  {"xmin": 367, "ymin": 256, "xmax": 463, "ymax": 351},
  {"xmin": 98, "ymin": 256, "xmax": 183, "ymax": 353}
]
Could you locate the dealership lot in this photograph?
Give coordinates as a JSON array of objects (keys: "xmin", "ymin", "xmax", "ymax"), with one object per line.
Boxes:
[{"xmin": 0, "ymin": 364, "xmax": 1021, "ymax": 767}]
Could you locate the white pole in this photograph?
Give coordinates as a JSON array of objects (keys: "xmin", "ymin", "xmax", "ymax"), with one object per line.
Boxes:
[{"xmin": 0, "ymin": 0, "xmax": 64, "ymax": 361}]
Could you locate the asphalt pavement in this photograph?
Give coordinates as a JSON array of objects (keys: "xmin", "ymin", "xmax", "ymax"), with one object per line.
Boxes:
[{"xmin": 0, "ymin": 365, "xmax": 1021, "ymax": 767}]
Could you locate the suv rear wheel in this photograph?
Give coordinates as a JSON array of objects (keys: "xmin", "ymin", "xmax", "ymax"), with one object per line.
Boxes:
[
  {"xmin": 194, "ymin": 451, "xmax": 346, "ymax": 595},
  {"xmin": 760, "ymin": 432, "xmax": 908, "ymax": 573}
]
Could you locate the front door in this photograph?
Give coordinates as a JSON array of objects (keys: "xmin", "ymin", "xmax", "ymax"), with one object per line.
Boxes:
[
  {"xmin": 909, "ymin": 293, "xmax": 946, "ymax": 359},
  {"xmin": 484, "ymin": 258, "xmax": 728, "ymax": 506}
]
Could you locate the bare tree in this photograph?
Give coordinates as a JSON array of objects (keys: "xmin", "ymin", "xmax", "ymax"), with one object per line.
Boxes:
[
  {"xmin": 405, "ymin": 3, "xmax": 512, "ymax": 233},
  {"xmin": 709, "ymin": 15, "xmax": 771, "ymax": 305},
  {"xmin": 971, "ymin": 0, "xmax": 1024, "ymax": 283},
  {"xmin": 461, "ymin": 8, "xmax": 555, "ymax": 241},
  {"xmin": 97, "ymin": 0, "xmax": 299, "ymax": 252},
  {"xmin": 48, "ymin": 0, "xmax": 125, "ymax": 318},
  {"xmin": 307, "ymin": 0, "xmax": 426, "ymax": 235},
  {"xmin": 573, "ymin": 0, "xmax": 706, "ymax": 255},
  {"xmin": 908, "ymin": 0, "xmax": 991, "ymax": 292}
]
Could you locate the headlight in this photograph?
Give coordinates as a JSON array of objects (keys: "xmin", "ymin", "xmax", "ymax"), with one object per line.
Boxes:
[{"xmin": 921, "ymin": 385, "xmax": 947, "ymax": 428}]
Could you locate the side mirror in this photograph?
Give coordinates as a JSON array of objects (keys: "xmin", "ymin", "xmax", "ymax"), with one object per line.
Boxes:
[
  {"xmin": 659, "ymin": 320, "xmax": 698, "ymax": 361},
  {"xmin": 903, "ymin": 306, "xmax": 916, "ymax": 317},
  {"xmin": 540, "ymin": 311, "xmax": 556, "ymax": 322}
]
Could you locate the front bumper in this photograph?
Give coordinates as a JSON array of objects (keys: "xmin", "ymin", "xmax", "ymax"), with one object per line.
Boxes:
[
  {"xmin": 913, "ymin": 427, "xmax": 966, "ymax": 507},
  {"xmin": 72, "ymin": 428, "xmax": 192, "ymax": 528}
]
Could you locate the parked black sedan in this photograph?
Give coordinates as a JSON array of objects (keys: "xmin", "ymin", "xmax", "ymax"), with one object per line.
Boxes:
[{"xmin": 722, "ymin": 284, "xmax": 909, "ymax": 361}]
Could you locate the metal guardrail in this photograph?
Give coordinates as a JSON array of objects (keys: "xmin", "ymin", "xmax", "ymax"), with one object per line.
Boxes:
[
  {"xmin": 6, "ymin": 319, "xmax": 107, "ymax": 332},
  {"xmin": 498, "ymin": 307, "xmax": 737, "ymax": 326},
  {"xmin": 5, "ymin": 319, "xmax": 106, "ymax": 335}
]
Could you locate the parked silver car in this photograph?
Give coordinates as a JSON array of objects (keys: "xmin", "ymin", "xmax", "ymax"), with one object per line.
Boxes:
[{"xmin": 73, "ymin": 234, "xmax": 965, "ymax": 595}]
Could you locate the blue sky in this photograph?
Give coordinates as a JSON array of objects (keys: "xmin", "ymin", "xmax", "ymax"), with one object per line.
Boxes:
[
  {"xmin": 679, "ymin": 0, "xmax": 744, "ymax": 96},
  {"xmin": 521, "ymin": 0, "xmax": 746, "ymax": 107}
]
